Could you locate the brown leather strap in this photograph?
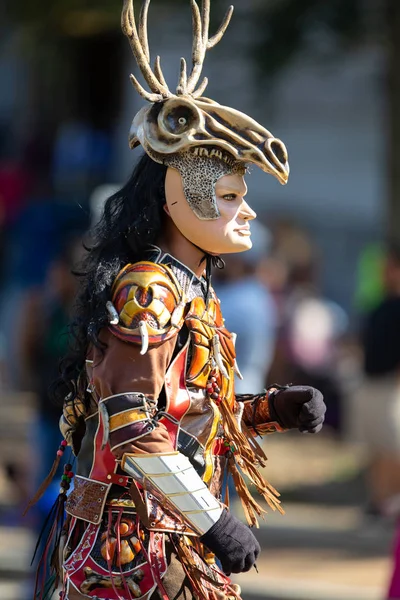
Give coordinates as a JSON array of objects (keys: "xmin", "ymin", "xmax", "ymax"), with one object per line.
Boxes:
[{"xmin": 128, "ymin": 481, "xmax": 150, "ymax": 528}]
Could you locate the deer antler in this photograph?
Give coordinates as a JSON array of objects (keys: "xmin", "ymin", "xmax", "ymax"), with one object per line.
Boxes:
[
  {"xmin": 122, "ymin": 0, "xmax": 233, "ymax": 103},
  {"xmin": 179, "ymin": 0, "xmax": 234, "ymax": 97},
  {"xmin": 122, "ymin": 0, "xmax": 171, "ymax": 102}
]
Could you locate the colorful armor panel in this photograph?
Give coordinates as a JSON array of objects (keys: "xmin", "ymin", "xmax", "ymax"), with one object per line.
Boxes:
[{"xmin": 109, "ymin": 261, "xmax": 186, "ymax": 349}]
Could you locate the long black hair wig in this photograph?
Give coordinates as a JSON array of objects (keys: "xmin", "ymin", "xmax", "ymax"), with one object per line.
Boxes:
[{"xmin": 51, "ymin": 153, "xmax": 168, "ymax": 408}]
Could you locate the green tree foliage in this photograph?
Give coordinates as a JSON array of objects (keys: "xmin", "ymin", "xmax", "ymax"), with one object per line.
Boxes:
[
  {"xmin": 5, "ymin": 0, "xmax": 193, "ymax": 33},
  {"xmin": 252, "ymin": 0, "xmax": 400, "ymax": 241},
  {"xmin": 252, "ymin": 0, "xmax": 369, "ymax": 76}
]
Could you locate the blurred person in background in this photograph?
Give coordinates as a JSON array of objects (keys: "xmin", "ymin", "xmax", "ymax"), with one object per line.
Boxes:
[
  {"xmin": 0, "ymin": 136, "xmax": 62, "ymax": 522},
  {"xmin": 0, "ymin": 133, "xmax": 89, "ymax": 526},
  {"xmin": 0, "ymin": 135, "xmax": 90, "ymax": 389},
  {"xmin": 0, "ymin": 136, "xmax": 58, "ymax": 389},
  {"xmin": 284, "ymin": 291, "xmax": 347, "ymax": 433},
  {"xmin": 214, "ymin": 220, "xmax": 277, "ymax": 393},
  {"xmin": 266, "ymin": 221, "xmax": 318, "ymax": 386},
  {"xmin": 388, "ymin": 523, "xmax": 400, "ymax": 599},
  {"xmin": 18, "ymin": 237, "xmax": 85, "ymax": 522},
  {"xmin": 354, "ymin": 242, "xmax": 400, "ymax": 519},
  {"xmin": 53, "ymin": 119, "xmax": 112, "ymax": 202},
  {"xmin": 0, "ymin": 126, "xmax": 32, "ymax": 289},
  {"xmin": 268, "ymin": 221, "xmax": 347, "ymax": 432}
]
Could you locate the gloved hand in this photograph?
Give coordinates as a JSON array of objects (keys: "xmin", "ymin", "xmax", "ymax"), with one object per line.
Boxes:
[
  {"xmin": 200, "ymin": 509, "xmax": 260, "ymax": 574},
  {"xmin": 269, "ymin": 385, "xmax": 326, "ymax": 433}
]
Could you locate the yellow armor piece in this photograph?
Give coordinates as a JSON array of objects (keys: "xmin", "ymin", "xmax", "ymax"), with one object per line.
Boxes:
[
  {"xmin": 185, "ymin": 296, "xmax": 236, "ymax": 398},
  {"xmin": 109, "ymin": 261, "xmax": 185, "ymax": 346},
  {"xmin": 60, "ymin": 396, "xmax": 88, "ymax": 454}
]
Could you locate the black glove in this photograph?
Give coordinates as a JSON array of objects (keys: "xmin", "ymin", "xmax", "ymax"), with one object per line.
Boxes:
[
  {"xmin": 200, "ymin": 509, "xmax": 260, "ymax": 574},
  {"xmin": 269, "ymin": 385, "xmax": 326, "ymax": 433}
]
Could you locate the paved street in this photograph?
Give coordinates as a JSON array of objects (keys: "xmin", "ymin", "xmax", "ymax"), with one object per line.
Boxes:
[{"xmin": 235, "ymin": 503, "xmax": 393, "ymax": 600}]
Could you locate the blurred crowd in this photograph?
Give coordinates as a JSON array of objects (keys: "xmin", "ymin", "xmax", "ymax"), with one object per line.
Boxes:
[
  {"xmin": 0, "ymin": 126, "xmax": 397, "ymax": 500},
  {"xmin": 1, "ymin": 125, "xmax": 400, "ymax": 598}
]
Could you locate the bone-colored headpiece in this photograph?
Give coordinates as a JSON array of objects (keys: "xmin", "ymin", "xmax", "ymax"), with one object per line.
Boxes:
[{"xmin": 122, "ymin": 0, "xmax": 289, "ymax": 186}]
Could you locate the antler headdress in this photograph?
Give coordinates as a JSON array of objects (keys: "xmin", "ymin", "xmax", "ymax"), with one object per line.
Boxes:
[
  {"xmin": 122, "ymin": 0, "xmax": 289, "ymax": 218},
  {"xmin": 122, "ymin": 0, "xmax": 234, "ymax": 101}
]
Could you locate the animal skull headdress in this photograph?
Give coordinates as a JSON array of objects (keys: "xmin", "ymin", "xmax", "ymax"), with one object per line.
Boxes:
[{"xmin": 122, "ymin": 0, "xmax": 289, "ymax": 220}]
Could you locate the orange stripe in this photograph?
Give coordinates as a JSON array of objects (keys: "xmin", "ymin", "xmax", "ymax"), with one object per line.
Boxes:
[{"xmin": 109, "ymin": 410, "xmax": 147, "ymax": 431}]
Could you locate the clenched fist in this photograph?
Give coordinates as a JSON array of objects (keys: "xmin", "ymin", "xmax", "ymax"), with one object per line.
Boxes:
[
  {"xmin": 269, "ymin": 385, "xmax": 326, "ymax": 433},
  {"xmin": 200, "ymin": 509, "xmax": 260, "ymax": 574}
]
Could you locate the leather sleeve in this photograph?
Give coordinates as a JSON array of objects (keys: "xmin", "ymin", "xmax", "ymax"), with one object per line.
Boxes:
[
  {"xmin": 91, "ymin": 328, "xmax": 177, "ymax": 457},
  {"xmin": 237, "ymin": 392, "xmax": 286, "ymax": 435}
]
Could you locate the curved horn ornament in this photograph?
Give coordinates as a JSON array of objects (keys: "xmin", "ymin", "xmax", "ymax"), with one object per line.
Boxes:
[{"xmin": 139, "ymin": 320, "xmax": 149, "ymax": 355}]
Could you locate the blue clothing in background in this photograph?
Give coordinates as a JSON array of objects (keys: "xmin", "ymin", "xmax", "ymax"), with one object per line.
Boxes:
[{"xmin": 216, "ymin": 278, "xmax": 277, "ymax": 394}]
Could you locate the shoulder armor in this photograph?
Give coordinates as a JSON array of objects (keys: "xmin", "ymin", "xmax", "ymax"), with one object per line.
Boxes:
[{"xmin": 109, "ymin": 261, "xmax": 185, "ymax": 350}]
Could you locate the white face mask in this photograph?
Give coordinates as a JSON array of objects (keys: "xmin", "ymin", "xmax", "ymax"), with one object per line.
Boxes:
[{"xmin": 165, "ymin": 166, "xmax": 257, "ymax": 256}]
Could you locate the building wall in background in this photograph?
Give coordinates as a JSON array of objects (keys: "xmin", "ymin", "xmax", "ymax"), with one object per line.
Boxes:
[
  {"xmin": 114, "ymin": 2, "xmax": 385, "ymax": 316},
  {"xmin": 1, "ymin": 3, "xmax": 386, "ymax": 317}
]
